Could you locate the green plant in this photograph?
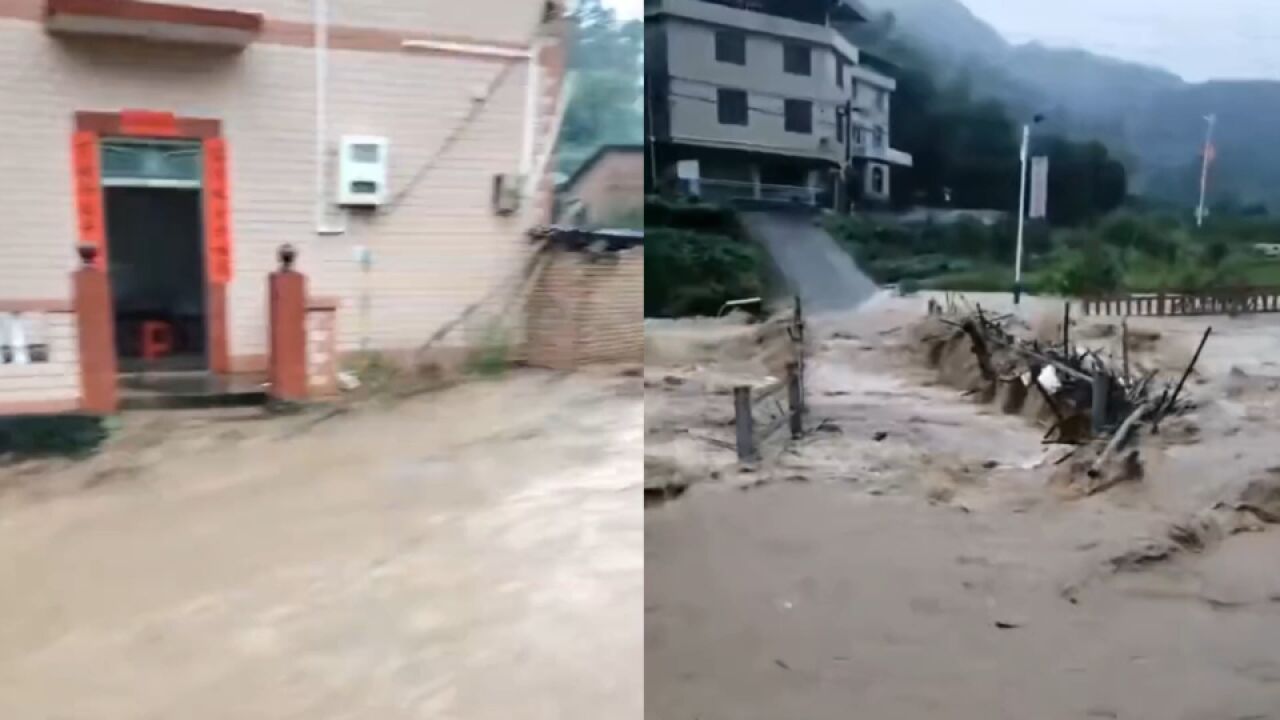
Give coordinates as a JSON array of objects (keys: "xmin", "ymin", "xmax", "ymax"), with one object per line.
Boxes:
[
  {"xmin": 467, "ymin": 326, "xmax": 511, "ymax": 377},
  {"xmin": 346, "ymin": 351, "xmax": 403, "ymax": 391},
  {"xmin": 920, "ymin": 265, "xmax": 1015, "ymax": 292},
  {"xmin": 1039, "ymin": 237, "xmax": 1123, "ymax": 295}
]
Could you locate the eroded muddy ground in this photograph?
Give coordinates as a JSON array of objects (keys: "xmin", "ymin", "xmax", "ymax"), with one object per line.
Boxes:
[
  {"xmin": 646, "ymin": 293, "xmax": 1280, "ymax": 719},
  {"xmin": 0, "ymin": 371, "xmax": 643, "ymax": 719}
]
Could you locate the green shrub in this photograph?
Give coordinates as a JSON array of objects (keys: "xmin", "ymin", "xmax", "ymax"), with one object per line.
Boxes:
[
  {"xmin": 0, "ymin": 415, "xmax": 108, "ymax": 459},
  {"xmin": 467, "ymin": 326, "xmax": 511, "ymax": 377},
  {"xmin": 921, "ymin": 265, "xmax": 1014, "ymax": 292},
  {"xmin": 1038, "ymin": 234, "xmax": 1123, "ymax": 295},
  {"xmin": 643, "ymin": 198, "xmax": 741, "ymax": 236},
  {"xmin": 645, "ymin": 227, "xmax": 765, "ymax": 318},
  {"xmin": 832, "ymin": 207, "xmax": 1280, "ymax": 298}
]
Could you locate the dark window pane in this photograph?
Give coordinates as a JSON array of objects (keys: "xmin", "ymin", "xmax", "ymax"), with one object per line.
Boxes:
[
  {"xmin": 783, "ymin": 43, "xmax": 811, "ymax": 75},
  {"xmin": 715, "ymin": 30, "xmax": 746, "ymax": 65},
  {"xmin": 784, "ymin": 99, "xmax": 812, "ymax": 134},
  {"xmin": 717, "ymin": 89, "xmax": 749, "ymax": 126},
  {"xmin": 836, "ymin": 61, "xmax": 845, "ymax": 88}
]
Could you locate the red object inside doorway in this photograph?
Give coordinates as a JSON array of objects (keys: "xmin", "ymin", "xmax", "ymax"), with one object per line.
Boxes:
[{"xmin": 140, "ymin": 321, "xmax": 174, "ymax": 360}]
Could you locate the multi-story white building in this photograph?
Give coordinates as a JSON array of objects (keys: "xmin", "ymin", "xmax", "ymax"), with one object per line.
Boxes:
[{"xmin": 645, "ymin": 0, "xmax": 911, "ymax": 208}]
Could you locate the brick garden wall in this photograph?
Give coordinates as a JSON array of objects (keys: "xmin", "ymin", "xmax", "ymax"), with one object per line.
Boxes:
[{"xmin": 526, "ymin": 246, "xmax": 643, "ymax": 370}]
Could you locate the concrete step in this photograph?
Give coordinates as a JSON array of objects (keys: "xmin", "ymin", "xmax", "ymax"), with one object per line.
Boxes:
[{"xmin": 118, "ymin": 372, "xmax": 268, "ymax": 411}]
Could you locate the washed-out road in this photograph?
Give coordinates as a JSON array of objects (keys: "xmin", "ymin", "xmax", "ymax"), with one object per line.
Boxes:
[{"xmin": 0, "ymin": 371, "xmax": 643, "ymax": 719}]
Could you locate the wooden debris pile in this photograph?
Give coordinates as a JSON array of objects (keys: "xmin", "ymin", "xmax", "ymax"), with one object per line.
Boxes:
[{"xmin": 933, "ymin": 305, "xmax": 1210, "ymax": 455}]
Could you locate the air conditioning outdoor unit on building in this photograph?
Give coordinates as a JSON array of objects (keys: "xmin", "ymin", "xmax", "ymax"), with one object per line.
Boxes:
[
  {"xmin": 492, "ymin": 173, "xmax": 523, "ymax": 215},
  {"xmin": 338, "ymin": 136, "xmax": 389, "ymax": 207}
]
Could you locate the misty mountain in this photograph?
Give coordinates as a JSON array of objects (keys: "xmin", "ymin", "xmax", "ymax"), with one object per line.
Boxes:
[{"xmin": 857, "ymin": 0, "xmax": 1280, "ymax": 210}]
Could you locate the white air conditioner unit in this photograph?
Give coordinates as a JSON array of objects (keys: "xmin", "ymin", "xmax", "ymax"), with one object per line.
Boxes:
[
  {"xmin": 492, "ymin": 173, "xmax": 523, "ymax": 215},
  {"xmin": 338, "ymin": 135, "xmax": 389, "ymax": 207}
]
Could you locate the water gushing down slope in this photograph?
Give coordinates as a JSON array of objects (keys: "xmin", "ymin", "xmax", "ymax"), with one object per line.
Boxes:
[{"xmin": 741, "ymin": 210, "xmax": 877, "ymax": 313}]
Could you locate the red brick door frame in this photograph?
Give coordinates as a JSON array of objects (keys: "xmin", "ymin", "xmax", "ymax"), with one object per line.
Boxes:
[{"xmin": 72, "ymin": 110, "xmax": 231, "ymax": 375}]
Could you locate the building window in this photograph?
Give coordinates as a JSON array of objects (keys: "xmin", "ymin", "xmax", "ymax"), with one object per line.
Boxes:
[
  {"xmin": 836, "ymin": 110, "xmax": 847, "ymax": 145},
  {"xmin": 836, "ymin": 61, "xmax": 845, "ymax": 88},
  {"xmin": 871, "ymin": 166, "xmax": 887, "ymax": 196},
  {"xmin": 784, "ymin": 99, "xmax": 812, "ymax": 134},
  {"xmin": 715, "ymin": 30, "xmax": 746, "ymax": 65},
  {"xmin": 876, "ymin": 89, "xmax": 888, "ymax": 111},
  {"xmin": 853, "ymin": 127, "xmax": 864, "ymax": 145},
  {"xmin": 783, "ymin": 43, "xmax": 811, "ymax": 76},
  {"xmin": 873, "ymin": 126, "xmax": 885, "ymax": 149},
  {"xmin": 850, "ymin": 79, "xmax": 860, "ymax": 100},
  {"xmin": 717, "ymin": 88, "xmax": 749, "ymax": 126}
]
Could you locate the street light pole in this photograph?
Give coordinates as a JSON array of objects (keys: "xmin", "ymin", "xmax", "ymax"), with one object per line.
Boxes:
[
  {"xmin": 1195, "ymin": 113, "xmax": 1216, "ymax": 228},
  {"xmin": 1013, "ymin": 123, "xmax": 1031, "ymax": 306}
]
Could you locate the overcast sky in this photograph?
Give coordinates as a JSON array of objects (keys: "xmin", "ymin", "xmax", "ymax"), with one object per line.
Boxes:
[
  {"xmin": 604, "ymin": 0, "xmax": 642, "ymax": 19},
  {"xmin": 959, "ymin": 0, "xmax": 1280, "ymax": 82}
]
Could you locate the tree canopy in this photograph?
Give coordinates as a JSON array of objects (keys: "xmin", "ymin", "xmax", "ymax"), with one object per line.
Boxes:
[
  {"xmin": 557, "ymin": 0, "xmax": 643, "ymax": 175},
  {"xmin": 852, "ymin": 14, "xmax": 1128, "ymax": 226}
]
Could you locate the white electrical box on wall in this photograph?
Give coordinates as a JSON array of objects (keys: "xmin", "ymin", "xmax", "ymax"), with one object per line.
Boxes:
[{"xmin": 338, "ymin": 135, "xmax": 389, "ymax": 207}]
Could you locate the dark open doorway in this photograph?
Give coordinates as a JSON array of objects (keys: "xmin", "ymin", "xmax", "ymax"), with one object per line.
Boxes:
[{"xmin": 104, "ymin": 187, "xmax": 207, "ymax": 372}]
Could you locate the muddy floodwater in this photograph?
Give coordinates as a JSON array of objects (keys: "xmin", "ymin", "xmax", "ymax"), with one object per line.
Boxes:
[
  {"xmin": 646, "ymin": 293, "xmax": 1280, "ymax": 719},
  {"xmin": 0, "ymin": 372, "xmax": 643, "ymax": 719}
]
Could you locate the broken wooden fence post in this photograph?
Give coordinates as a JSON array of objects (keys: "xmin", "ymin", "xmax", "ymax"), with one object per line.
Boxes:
[
  {"xmin": 1062, "ymin": 301, "xmax": 1071, "ymax": 353},
  {"xmin": 1121, "ymin": 318, "xmax": 1130, "ymax": 386},
  {"xmin": 1091, "ymin": 372, "xmax": 1110, "ymax": 436},
  {"xmin": 1159, "ymin": 326, "xmax": 1212, "ymax": 422},
  {"xmin": 787, "ymin": 362, "xmax": 803, "ymax": 439},
  {"xmin": 734, "ymin": 385, "xmax": 756, "ymax": 462},
  {"xmin": 793, "ymin": 295, "xmax": 805, "ymax": 346}
]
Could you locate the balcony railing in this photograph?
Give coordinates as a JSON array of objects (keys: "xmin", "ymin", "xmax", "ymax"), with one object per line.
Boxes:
[{"xmin": 689, "ymin": 178, "xmax": 824, "ymax": 207}]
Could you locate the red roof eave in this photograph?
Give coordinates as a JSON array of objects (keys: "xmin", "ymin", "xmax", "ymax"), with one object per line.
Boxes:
[{"xmin": 46, "ymin": 0, "xmax": 264, "ymax": 46}]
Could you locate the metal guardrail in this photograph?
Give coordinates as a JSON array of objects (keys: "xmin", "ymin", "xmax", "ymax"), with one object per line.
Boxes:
[
  {"xmin": 732, "ymin": 298, "xmax": 807, "ymax": 462},
  {"xmin": 1083, "ymin": 287, "xmax": 1280, "ymax": 317},
  {"xmin": 694, "ymin": 178, "xmax": 821, "ymax": 207},
  {"xmin": 732, "ymin": 363, "xmax": 804, "ymax": 463}
]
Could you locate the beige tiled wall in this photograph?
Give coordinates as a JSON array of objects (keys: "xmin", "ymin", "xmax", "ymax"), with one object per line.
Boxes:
[{"xmin": 0, "ymin": 312, "xmax": 81, "ymax": 409}]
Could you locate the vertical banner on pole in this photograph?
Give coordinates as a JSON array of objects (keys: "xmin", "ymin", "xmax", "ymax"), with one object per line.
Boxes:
[
  {"xmin": 71, "ymin": 131, "xmax": 106, "ymax": 269},
  {"xmin": 1029, "ymin": 155, "xmax": 1050, "ymax": 220},
  {"xmin": 203, "ymin": 137, "xmax": 233, "ymax": 285}
]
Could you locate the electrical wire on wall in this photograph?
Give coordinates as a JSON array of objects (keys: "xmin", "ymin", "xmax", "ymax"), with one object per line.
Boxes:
[
  {"xmin": 327, "ymin": 7, "xmax": 565, "ymax": 355},
  {"xmin": 383, "ymin": 4, "xmax": 565, "ymax": 214},
  {"xmin": 379, "ymin": 58, "xmax": 525, "ymax": 214}
]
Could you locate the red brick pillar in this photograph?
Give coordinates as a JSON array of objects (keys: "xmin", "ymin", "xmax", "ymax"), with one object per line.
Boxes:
[
  {"xmin": 73, "ymin": 245, "xmax": 118, "ymax": 414},
  {"xmin": 268, "ymin": 244, "xmax": 308, "ymax": 402}
]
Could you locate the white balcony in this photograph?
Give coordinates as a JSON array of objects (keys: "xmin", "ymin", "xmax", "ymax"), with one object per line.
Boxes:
[{"xmin": 853, "ymin": 144, "xmax": 913, "ymax": 167}]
